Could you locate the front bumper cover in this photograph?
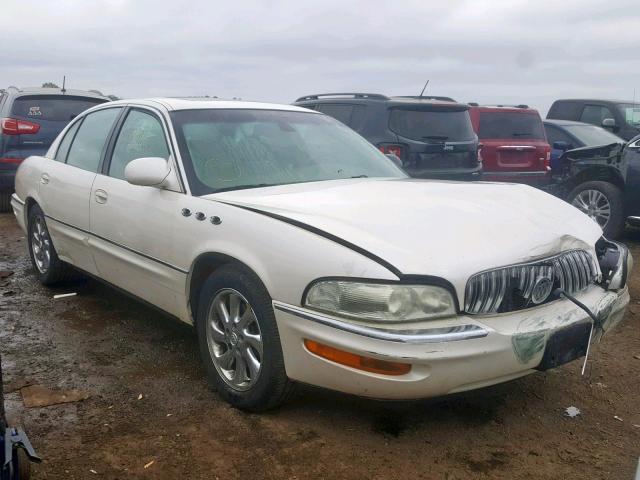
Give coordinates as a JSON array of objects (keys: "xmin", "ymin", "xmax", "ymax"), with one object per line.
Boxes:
[{"xmin": 273, "ymin": 284, "xmax": 629, "ymax": 400}]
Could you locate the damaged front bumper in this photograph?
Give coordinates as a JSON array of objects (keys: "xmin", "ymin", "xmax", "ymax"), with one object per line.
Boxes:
[{"xmin": 273, "ymin": 283, "xmax": 629, "ymax": 400}]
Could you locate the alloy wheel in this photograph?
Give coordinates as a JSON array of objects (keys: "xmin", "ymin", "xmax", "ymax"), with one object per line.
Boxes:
[
  {"xmin": 571, "ymin": 189, "xmax": 611, "ymax": 229},
  {"xmin": 206, "ymin": 288, "xmax": 263, "ymax": 391},
  {"xmin": 31, "ymin": 216, "xmax": 51, "ymax": 274}
]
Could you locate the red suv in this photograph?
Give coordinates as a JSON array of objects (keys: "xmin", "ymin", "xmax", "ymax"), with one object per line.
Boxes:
[{"xmin": 469, "ymin": 105, "xmax": 551, "ymax": 185}]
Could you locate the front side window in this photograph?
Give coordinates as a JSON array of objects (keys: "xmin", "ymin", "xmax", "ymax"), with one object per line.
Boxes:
[
  {"xmin": 580, "ymin": 105, "xmax": 614, "ymax": 126},
  {"xmin": 66, "ymin": 108, "xmax": 121, "ymax": 172},
  {"xmin": 617, "ymin": 103, "xmax": 640, "ymax": 128},
  {"xmin": 479, "ymin": 112, "xmax": 545, "ymax": 140},
  {"xmin": 109, "ymin": 109, "xmax": 169, "ymax": 180},
  {"xmin": 171, "ymin": 109, "xmax": 404, "ymax": 195},
  {"xmin": 388, "ymin": 107, "xmax": 475, "ymax": 142}
]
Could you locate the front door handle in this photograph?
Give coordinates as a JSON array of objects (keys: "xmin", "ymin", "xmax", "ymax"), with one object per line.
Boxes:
[
  {"xmin": 94, "ymin": 189, "xmax": 108, "ymax": 204},
  {"xmin": 40, "ymin": 173, "xmax": 50, "ymax": 185}
]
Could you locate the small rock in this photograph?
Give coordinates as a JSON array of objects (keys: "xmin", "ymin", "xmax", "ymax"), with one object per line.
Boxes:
[{"xmin": 0, "ymin": 270, "xmax": 14, "ymax": 279}]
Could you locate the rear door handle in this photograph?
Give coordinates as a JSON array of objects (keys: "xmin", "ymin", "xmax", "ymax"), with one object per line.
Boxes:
[
  {"xmin": 94, "ymin": 189, "xmax": 108, "ymax": 204},
  {"xmin": 40, "ymin": 173, "xmax": 50, "ymax": 185}
]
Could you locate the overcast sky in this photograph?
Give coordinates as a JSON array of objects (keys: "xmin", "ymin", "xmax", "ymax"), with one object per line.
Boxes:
[{"xmin": 1, "ymin": 0, "xmax": 638, "ymax": 114}]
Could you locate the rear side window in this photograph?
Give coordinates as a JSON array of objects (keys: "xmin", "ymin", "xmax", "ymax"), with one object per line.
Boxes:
[
  {"xmin": 10, "ymin": 95, "xmax": 106, "ymax": 122},
  {"xmin": 544, "ymin": 125, "xmax": 575, "ymax": 147},
  {"xmin": 478, "ymin": 112, "xmax": 545, "ymax": 140},
  {"xmin": 54, "ymin": 121, "xmax": 82, "ymax": 162},
  {"xmin": 109, "ymin": 109, "xmax": 169, "ymax": 180},
  {"xmin": 317, "ymin": 104, "xmax": 367, "ymax": 130},
  {"xmin": 389, "ymin": 108, "xmax": 475, "ymax": 142},
  {"xmin": 66, "ymin": 108, "xmax": 121, "ymax": 172}
]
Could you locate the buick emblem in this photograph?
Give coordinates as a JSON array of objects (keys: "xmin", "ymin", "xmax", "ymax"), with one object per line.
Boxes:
[{"xmin": 531, "ymin": 276, "xmax": 554, "ymax": 304}]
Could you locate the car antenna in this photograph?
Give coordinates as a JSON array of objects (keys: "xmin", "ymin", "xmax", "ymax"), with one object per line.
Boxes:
[
  {"xmin": 419, "ymin": 80, "xmax": 429, "ymax": 98},
  {"xmin": 61, "ymin": 75, "xmax": 66, "ymax": 94}
]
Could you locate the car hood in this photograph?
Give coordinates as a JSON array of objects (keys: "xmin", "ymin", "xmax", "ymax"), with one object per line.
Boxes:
[{"xmin": 205, "ymin": 178, "xmax": 602, "ymax": 296}]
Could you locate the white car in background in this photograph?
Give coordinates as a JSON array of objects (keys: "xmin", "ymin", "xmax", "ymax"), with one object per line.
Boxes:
[{"xmin": 10, "ymin": 98, "xmax": 631, "ymax": 411}]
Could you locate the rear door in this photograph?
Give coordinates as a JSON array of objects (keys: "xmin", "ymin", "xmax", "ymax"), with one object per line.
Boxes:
[
  {"xmin": 477, "ymin": 111, "xmax": 549, "ymax": 180},
  {"xmin": 387, "ymin": 106, "xmax": 479, "ymax": 178},
  {"xmin": 39, "ymin": 107, "xmax": 122, "ymax": 274}
]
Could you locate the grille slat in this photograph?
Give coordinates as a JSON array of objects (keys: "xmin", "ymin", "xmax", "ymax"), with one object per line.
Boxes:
[{"xmin": 464, "ymin": 250, "xmax": 597, "ymax": 315}]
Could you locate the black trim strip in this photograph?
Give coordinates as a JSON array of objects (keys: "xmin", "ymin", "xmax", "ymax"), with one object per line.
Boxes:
[
  {"xmin": 44, "ymin": 214, "xmax": 188, "ymax": 274},
  {"xmin": 219, "ymin": 202, "xmax": 403, "ymax": 278}
]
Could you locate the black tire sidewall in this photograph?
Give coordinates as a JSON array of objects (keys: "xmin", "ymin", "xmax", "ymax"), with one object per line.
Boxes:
[
  {"xmin": 568, "ymin": 181, "xmax": 625, "ymax": 239},
  {"xmin": 27, "ymin": 205, "xmax": 63, "ymax": 285},
  {"xmin": 196, "ymin": 265, "xmax": 289, "ymax": 411}
]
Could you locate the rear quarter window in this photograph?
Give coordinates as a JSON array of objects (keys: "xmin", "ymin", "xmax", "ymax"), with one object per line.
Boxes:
[
  {"xmin": 478, "ymin": 112, "xmax": 545, "ymax": 140},
  {"xmin": 388, "ymin": 108, "xmax": 475, "ymax": 142},
  {"xmin": 11, "ymin": 95, "xmax": 107, "ymax": 122},
  {"xmin": 317, "ymin": 104, "xmax": 367, "ymax": 130}
]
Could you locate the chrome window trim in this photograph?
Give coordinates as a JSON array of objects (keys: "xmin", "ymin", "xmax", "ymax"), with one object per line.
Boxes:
[{"xmin": 272, "ymin": 301, "xmax": 489, "ymax": 344}]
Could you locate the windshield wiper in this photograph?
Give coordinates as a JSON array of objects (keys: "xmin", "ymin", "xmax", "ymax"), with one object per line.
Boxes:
[
  {"xmin": 350, "ymin": 174, "xmax": 368, "ymax": 178},
  {"xmin": 213, "ymin": 183, "xmax": 275, "ymax": 193},
  {"xmin": 512, "ymin": 132, "xmax": 533, "ymax": 136}
]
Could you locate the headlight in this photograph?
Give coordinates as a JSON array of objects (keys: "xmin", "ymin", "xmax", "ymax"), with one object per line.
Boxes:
[
  {"xmin": 597, "ymin": 239, "xmax": 631, "ymax": 290},
  {"xmin": 303, "ymin": 280, "xmax": 456, "ymax": 322}
]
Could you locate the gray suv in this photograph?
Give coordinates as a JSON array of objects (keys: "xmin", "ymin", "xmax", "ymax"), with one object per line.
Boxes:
[
  {"xmin": 294, "ymin": 93, "xmax": 481, "ymax": 181},
  {"xmin": 547, "ymin": 99, "xmax": 640, "ymax": 141}
]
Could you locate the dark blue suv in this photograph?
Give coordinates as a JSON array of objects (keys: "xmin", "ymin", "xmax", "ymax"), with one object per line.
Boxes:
[
  {"xmin": 294, "ymin": 93, "xmax": 481, "ymax": 180},
  {"xmin": 0, "ymin": 86, "xmax": 110, "ymax": 211}
]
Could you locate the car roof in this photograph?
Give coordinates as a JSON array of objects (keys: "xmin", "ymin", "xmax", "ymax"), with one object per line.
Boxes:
[
  {"xmin": 294, "ymin": 92, "xmax": 466, "ymax": 109},
  {"xmin": 543, "ymin": 119, "xmax": 594, "ymax": 127},
  {"xmin": 105, "ymin": 97, "xmax": 316, "ymax": 113},
  {"xmin": 3, "ymin": 86, "xmax": 112, "ymax": 100},
  {"xmin": 551, "ymin": 98, "xmax": 633, "ymax": 105}
]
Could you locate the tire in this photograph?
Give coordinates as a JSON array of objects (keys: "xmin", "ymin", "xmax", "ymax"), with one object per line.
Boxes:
[
  {"xmin": 567, "ymin": 181, "xmax": 625, "ymax": 239},
  {"xmin": 27, "ymin": 204, "xmax": 76, "ymax": 285},
  {"xmin": 0, "ymin": 192, "xmax": 11, "ymax": 213},
  {"xmin": 196, "ymin": 264, "xmax": 293, "ymax": 411}
]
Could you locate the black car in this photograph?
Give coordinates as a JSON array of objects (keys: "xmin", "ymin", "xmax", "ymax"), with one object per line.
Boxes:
[
  {"xmin": 293, "ymin": 93, "xmax": 481, "ymax": 180},
  {"xmin": 543, "ymin": 119, "xmax": 638, "ymax": 238},
  {"xmin": 0, "ymin": 86, "xmax": 111, "ymax": 211},
  {"xmin": 547, "ymin": 99, "xmax": 640, "ymax": 141}
]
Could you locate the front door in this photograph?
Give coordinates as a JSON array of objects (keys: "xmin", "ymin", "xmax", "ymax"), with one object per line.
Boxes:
[{"xmin": 89, "ymin": 107, "xmax": 188, "ymax": 319}]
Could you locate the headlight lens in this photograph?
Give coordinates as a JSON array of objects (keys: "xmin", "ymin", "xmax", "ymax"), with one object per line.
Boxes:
[{"xmin": 304, "ymin": 280, "xmax": 456, "ymax": 322}]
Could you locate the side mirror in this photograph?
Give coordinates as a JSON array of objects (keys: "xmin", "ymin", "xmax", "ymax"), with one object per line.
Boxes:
[
  {"xmin": 385, "ymin": 153, "xmax": 403, "ymax": 168},
  {"xmin": 552, "ymin": 141, "xmax": 570, "ymax": 151},
  {"xmin": 125, "ymin": 157, "xmax": 172, "ymax": 187},
  {"xmin": 602, "ymin": 118, "xmax": 617, "ymax": 129}
]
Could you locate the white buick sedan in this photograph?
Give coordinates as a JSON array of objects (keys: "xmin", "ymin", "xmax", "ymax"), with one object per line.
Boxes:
[{"xmin": 11, "ymin": 98, "xmax": 631, "ymax": 411}]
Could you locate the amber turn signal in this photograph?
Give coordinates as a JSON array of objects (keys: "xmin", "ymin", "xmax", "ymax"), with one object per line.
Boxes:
[{"xmin": 303, "ymin": 339, "xmax": 411, "ymax": 376}]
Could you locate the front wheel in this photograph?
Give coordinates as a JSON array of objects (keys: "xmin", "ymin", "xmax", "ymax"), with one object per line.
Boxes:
[
  {"xmin": 196, "ymin": 265, "xmax": 293, "ymax": 411},
  {"xmin": 568, "ymin": 181, "xmax": 625, "ymax": 239}
]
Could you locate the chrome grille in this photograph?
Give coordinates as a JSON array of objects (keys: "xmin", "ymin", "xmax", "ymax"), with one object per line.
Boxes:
[{"xmin": 464, "ymin": 250, "xmax": 598, "ymax": 315}]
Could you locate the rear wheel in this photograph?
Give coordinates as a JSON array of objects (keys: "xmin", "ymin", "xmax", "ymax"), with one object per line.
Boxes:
[
  {"xmin": 0, "ymin": 192, "xmax": 11, "ymax": 213},
  {"xmin": 196, "ymin": 265, "xmax": 293, "ymax": 411},
  {"xmin": 27, "ymin": 204, "xmax": 75, "ymax": 285},
  {"xmin": 568, "ymin": 181, "xmax": 624, "ymax": 239}
]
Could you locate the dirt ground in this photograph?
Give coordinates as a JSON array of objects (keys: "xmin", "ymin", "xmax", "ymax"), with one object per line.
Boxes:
[{"xmin": 1, "ymin": 212, "xmax": 639, "ymax": 480}]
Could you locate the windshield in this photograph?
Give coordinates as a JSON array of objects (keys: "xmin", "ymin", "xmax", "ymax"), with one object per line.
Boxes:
[
  {"xmin": 564, "ymin": 124, "xmax": 623, "ymax": 146},
  {"xmin": 617, "ymin": 103, "xmax": 640, "ymax": 128},
  {"xmin": 388, "ymin": 107, "xmax": 475, "ymax": 142},
  {"xmin": 478, "ymin": 112, "xmax": 545, "ymax": 140},
  {"xmin": 171, "ymin": 109, "xmax": 405, "ymax": 195}
]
